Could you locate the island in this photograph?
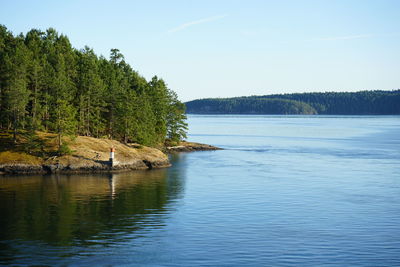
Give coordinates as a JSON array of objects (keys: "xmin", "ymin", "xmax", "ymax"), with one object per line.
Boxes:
[
  {"xmin": 185, "ymin": 90, "xmax": 400, "ymax": 115},
  {"xmin": 0, "ymin": 26, "xmax": 220, "ymax": 175}
]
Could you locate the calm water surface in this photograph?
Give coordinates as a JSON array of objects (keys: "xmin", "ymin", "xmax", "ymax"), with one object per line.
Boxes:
[{"xmin": 1, "ymin": 115, "xmax": 400, "ymax": 266}]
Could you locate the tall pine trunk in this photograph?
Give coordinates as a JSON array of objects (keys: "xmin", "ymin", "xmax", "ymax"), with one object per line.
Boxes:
[
  {"xmin": 87, "ymin": 94, "xmax": 90, "ymax": 136},
  {"xmin": 57, "ymin": 132, "xmax": 62, "ymax": 150},
  {"xmin": 57, "ymin": 106, "xmax": 62, "ymax": 151},
  {"xmin": 13, "ymin": 111, "xmax": 17, "ymax": 143}
]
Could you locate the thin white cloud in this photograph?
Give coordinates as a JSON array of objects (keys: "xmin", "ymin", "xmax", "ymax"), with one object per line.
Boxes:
[
  {"xmin": 316, "ymin": 34, "xmax": 373, "ymax": 41},
  {"xmin": 166, "ymin": 15, "xmax": 227, "ymax": 34}
]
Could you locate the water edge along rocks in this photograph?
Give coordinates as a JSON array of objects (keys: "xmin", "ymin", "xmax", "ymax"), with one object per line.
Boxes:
[{"xmin": 0, "ymin": 135, "xmax": 170, "ymax": 175}]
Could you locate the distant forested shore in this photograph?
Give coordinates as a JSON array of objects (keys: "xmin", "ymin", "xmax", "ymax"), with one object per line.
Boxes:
[
  {"xmin": 0, "ymin": 25, "xmax": 187, "ymax": 152},
  {"xmin": 185, "ymin": 90, "xmax": 400, "ymax": 115}
]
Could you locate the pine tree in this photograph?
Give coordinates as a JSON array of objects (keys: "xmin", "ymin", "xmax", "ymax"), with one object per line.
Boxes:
[
  {"xmin": 49, "ymin": 50, "xmax": 77, "ymax": 150},
  {"xmin": 0, "ymin": 25, "xmax": 14, "ymax": 130},
  {"xmin": 3, "ymin": 36, "xmax": 30, "ymax": 142},
  {"xmin": 166, "ymin": 90, "xmax": 188, "ymax": 143},
  {"xmin": 148, "ymin": 76, "xmax": 169, "ymax": 144},
  {"xmin": 25, "ymin": 29, "xmax": 45, "ymax": 130},
  {"xmin": 0, "ymin": 26, "xmax": 188, "ymax": 149},
  {"xmin": 76, "ymin": 46, "xmax": 106, "ymax": 137},
  {"xmin": 101, "ymin": 49, "xmax": 125, "ymax": 139}
]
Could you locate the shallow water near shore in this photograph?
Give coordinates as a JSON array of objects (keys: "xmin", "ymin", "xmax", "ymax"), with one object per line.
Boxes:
[{"xmin": 1, "ymin": 115, "xmax": 400, "ymax": 266}]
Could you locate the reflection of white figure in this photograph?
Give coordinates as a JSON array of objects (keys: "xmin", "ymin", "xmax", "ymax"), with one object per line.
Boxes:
[{"xmin": 109, "ymin": 174, "xmax": 116, "ymax": 199}]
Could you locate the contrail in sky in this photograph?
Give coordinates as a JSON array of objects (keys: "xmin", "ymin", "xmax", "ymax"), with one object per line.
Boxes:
[{"xmin": 166, "ymin": 15, "xmax": 227, "ymax": 34}]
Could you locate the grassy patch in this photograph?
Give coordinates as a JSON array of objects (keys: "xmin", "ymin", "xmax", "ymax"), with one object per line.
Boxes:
[
  {"xmin": 0, "ymin": 130, "xmax": 168, "ymax": 167},
  {"xmin": 0, "ymin": 130, "xmax": 76, "ymax": 158},
  {"xmin": 0, "ymin": 151, "xmax": 42, "ymax": 165}
]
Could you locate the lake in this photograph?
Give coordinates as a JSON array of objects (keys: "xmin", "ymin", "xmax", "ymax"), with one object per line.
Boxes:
[{"xmin": 1, "ymin": 115, "xmax": 400, "ymax": 266}]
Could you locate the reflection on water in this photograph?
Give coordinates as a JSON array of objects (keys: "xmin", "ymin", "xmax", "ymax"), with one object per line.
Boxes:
[
  {"xmin": 0, "ymin": 154, "xmax": 186, "ymax": 264},
  {"xmin": 1, "ymin": 116, "xmax": 400, "ymax": 266}
]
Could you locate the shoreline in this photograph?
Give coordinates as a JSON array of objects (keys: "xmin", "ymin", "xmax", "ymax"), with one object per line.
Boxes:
[
  {"xmin": 166, "ymin": 141, "xmax": 222, "ymax": 153},
  {"xmin": 0, "ymin": 161, "xmax": 171, "ymax": 175},
  {"xmin": 0, "ymin": 137, "xmax": 221, "ymax": 175}
]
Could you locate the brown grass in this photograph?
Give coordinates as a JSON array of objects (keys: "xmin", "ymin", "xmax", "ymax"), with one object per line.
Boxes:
[
  {"xmin": 0, "ymin": 151, "xmax": 42, "ymax": 165},
  {"xmin": 0, "ymin": 131, "xmax": 168, "ymax": 168},
  {"xmin": 64, "ymin": 136, "xmax": 167, "ymax": 165}
]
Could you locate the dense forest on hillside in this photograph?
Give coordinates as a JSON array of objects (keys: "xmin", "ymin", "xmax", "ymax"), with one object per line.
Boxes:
[
  {"xmin": 0, "ymin": 25, "xmax": 187, "ymax": 151},
  {"xmin": 185, "ymin": 90, "xmax": 400, "ymax": 115}
]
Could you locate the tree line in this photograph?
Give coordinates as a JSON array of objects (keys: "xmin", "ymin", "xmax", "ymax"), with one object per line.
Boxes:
[
  {"xmin": 0, "ymin": 25, "xmax": 187, "ymax": 149},
  {"xmin": 185, "ymin": 90, "xmax": 400, "ymax": 115}
]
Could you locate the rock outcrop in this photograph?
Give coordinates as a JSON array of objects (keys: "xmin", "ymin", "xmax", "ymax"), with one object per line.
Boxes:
[
  {"xmin": 0, "ymin": 136, "xmax": 170, "ymax": 175},
  {"xmin": 166, "ymin": 141, "xmax": 222, "ymax": 153}
]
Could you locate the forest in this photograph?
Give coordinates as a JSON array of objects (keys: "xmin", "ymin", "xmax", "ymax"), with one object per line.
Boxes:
[
  {"xmin": 0, "ymin": 25, "xmax": 188, "ymax": 151},
  {"xmin": 185, "ymin": 90, "xmax": 400, "ymax": 115}
]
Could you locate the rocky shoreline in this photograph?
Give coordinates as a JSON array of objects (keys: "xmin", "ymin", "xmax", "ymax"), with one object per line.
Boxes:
[
  {"xmin": 0, "ymin": 135, "xmax": 170, "ymax": 175},
  {"xmin": 0, "ymin": 159, "xmax": 171, "ymax": 175},
  {"xmin": 0, "ymin": 137, "xmax": 220, "ymax": 175},
  {"xmin": 166, "ymin": 141, "xmax": 222, "ymax": 153}
]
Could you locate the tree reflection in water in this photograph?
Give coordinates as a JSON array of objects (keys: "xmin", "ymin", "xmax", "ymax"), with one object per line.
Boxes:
[{"xmin": 0, "ymin": 153, "xmax": 187, "ymax": 250}]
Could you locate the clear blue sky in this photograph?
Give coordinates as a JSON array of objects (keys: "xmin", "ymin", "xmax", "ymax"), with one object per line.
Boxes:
[{"xmin": 1, "ymin": 0, "xmax": 399, "ymax": 101}]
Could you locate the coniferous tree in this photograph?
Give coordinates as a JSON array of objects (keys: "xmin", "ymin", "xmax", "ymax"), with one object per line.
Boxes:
[
  {"xmin": 0, "ymin": 25, "xmax": 14, "ymax": 129},
  {"xmin": 48, "ymin": 32, "xmax": 78, "ymax": 150},
  {"xmin": 25, "ymin": 29, "xmax": 45, "ymax": 129},
  {"xmin": 148, "ymin": 76, "xmax": 169, "ymax": 143},
  {"xmin": 0, "ymin": 25, "xmax": 188, "ymax": 149},
  {"xmin": 3, "ymin": 36, "xmax": 30, "ymax": 142},
  {"xmin": 102, "ymin": 49, "xmax": 125, "ymax": 139},
  {"xmin": 50, "ymin": 52, "xmax": 77, "ymax": 150},
  {"xmin": 166, "ymin": 90, "xmax": 188, "ymax": 142},
  {"xmin": 76, "ymin": 46, "xmax": 106, "ymax": 137}
]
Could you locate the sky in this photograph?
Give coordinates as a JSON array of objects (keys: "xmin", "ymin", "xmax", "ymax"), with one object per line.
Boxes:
[{"xmin": 1, "ymin": 0, "xmax": 399, "ymax": 101}]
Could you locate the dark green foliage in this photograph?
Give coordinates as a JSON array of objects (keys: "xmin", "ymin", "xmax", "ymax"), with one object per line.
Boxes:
[
  {"xmin": 186, "ymin": 90, "xmax": 400, "ymax": 115},
  {"xmin": 0, "ymin": 25, "xmax": 187, "ymax": 146},
  {"xmin": 2, "ymin": 35, "xmax": 30, "ymax": 142},
  {"xmin": 167, "ymin": 90, "xmax": 188, "ymax": 142},
  {"xmin": 22, "ymin": 130, "xmax": 48, "ymax": 157},
  {"xmin": 76, "ymin": 46, "xmax": 106, "ymax": 137},
  {"xmin": 58, "ymin": 142, "xmax": 73, "ymax": 155}
]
